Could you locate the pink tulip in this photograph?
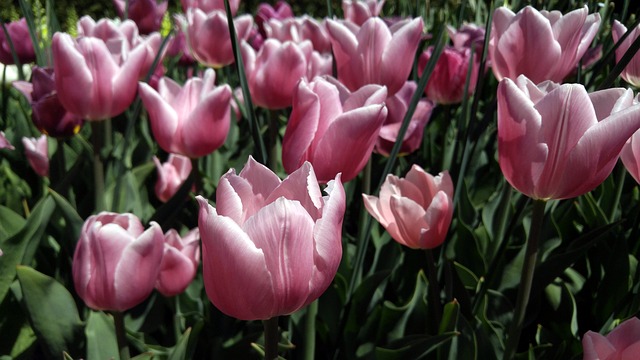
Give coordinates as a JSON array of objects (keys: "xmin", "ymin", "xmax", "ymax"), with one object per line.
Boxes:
[
  {"xmin": 139, "ymin": 69, "xmax": 232, "ymax": 158},
  {"xmin": 325, "ymin": 16, "xmax": 423, "ymax": 96},
  {"xmin": 182, "ymin": 9, "xmax": 252, "ymax": 68},
  {"xmin": 0, "ymin": 18, "xmax": 36, "ymax": 65},
  {"xmin": 256, "ymin": 1, "xmax": 294, "ymax": 35},
  {"xmin": 621, "ymin": 127, "xmax": 640, "ymax": 184},
  {"xmin": 113, "ymin": 0, "xmax": 168, "ymax": 34},
  {"xmin": 72, "ymin": 212, "xmax": 164, "ymax": 311},
  {"xmin": 582, "ymin": 317, "xmax": 640, "ymax": 360},
  {"xmin": 0, "ymin": 131, "xmax": 14, "ymax": 150},
  {"xmin": 375, "ymin": 81, "xmax": 434, "ymax": 156},
  {"xmin": 263, "ymin": 16, "xmax": 332, "ymax": 53},
  {"xmin": 419, "ymin": 45, "xmax": 479, "ymax": 104},
  {"xmin": 13, "ymin": 67, "xmax": 84, "ymax": 138},
  {"xmin": 282, "ymin": 77, "xmax": 388, "ymax": 183},
  {"xmin": 166, "ymin": 28, "xmax": 196, "ymax": 65},
  {"xmin": 52, "ymin": 32, "xmax": 146, "ymax": 120},
  {"xmin": 489, "ymin": 6, "xmax": 600, "ymax": 83},
  {"xmin": 242, "ymin": 39, "xmax": 332, "ymax": 109},
  {"xmin": 181, "ymin": 0, "xmax": 240, "ymax": 16},
  {"xmin": 342, "ymin": 0, "xmax": 385, "ymax": 26},
  {"xmin": 196, "ymin": 157, "xmax": 345, "ymax": 320},
  {"xmin": 612, "ymin": 20, "xmax": 640, "ymax": 87},
  {"xmin": 156, "ymin": 228, "xmax": 200, "ymax": 296},
  {"xmin": 447, "ymin": 23, "xmax": 485, "ymax": 52},
  {"xmin": 497, "ymin": 75, "xmax": 640, "ymax": 200},
  {"xmin": 22, "ymin": 135, "xmax": 49, "ymax": 177},
  {"xmin": 153, "ymin": 154, "xmax": 192, "ymax": 202},
  {"xmin": 363, "ymin": 165, "xmax": 453, "ymax": 249}
]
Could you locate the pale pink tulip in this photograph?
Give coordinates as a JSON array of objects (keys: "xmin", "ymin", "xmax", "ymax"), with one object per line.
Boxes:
[
  {"xmin": 489, "ymin": 6, "xmax": 600, "ymax": 83},
  {"xmin": 375, "ymin": 81, "xmax": 434, "ymax": 156},
  {"xmin": 22, "ymin": 135, "xmax": 49, "ymax": 177},
  {"xmin": 256, "ymin": 1, "xmax": 294, "ymax": 36},
  {"xmin": 72, "ymin": 212, "xmax": 164, "ymax": 311},
  {"xmin": 342, "ymin": 0, "xmax": 385, "ymax": 26},
  {"xmin": 242, "ymin": 39, "xmax": 332, "ymax": 109},
  {"xmin": 498, "ymin": 75, "xmax": 640, "ymax": 200},
  {"xmin": 612, "ymin": 20, "xmax": 640, "ymax": 87},
  {"xmin": 326, "ymin": 17, "xmax": 423, "ymax": 96},
  {"xmin": 0, "ymin": 18, "xmax": 36, "ymax": 65},
  {"xmin": 0, "ymin": 131, "xmax": 13, "ymax": 150},
  {"xmin": 582, "ymin": 317, "xmax": 640, "ymax": 360},
  {"xmin": 363, "ymin": 165, "xmax": 453, "ymax": 249},
  {"xmin": 282, "ymin": 77, "xmax": 388, "ymax": 182},
  {"xmin": 263, "ymin": 16, "xmax": 332, "ymax": 53},
  {"xmin": 114, "ymin": 0, "xmax": 168, "ymax": 34},
  {"xmin": 181, "ymin": 0, "xmax": 240, "ymax": 16},
  {"xmin": 419, "ymin": 45, "xmax": 479, "ymax": 104},
  {"xmin": 153, "ymin": 154, "xmax": 192, "ymax": 202},
  {"xmin": 197, "ymin": 157, "xmax": 345, "ymax": 320},
  {"xmin": 156, "ymin": 228, "xmax": 200, "ymax": 296},
  {"xmin": 139, "ymin": 69, "xmax": 231, "ymax": 158}
]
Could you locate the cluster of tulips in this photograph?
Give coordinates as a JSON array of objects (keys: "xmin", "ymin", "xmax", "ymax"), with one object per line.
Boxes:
[{"xmin": 4, "ymin": 0, "xmax": 640, "ymax": 358}]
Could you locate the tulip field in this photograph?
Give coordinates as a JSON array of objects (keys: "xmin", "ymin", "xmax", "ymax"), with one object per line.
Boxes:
[{"xmin": 4, "ymin": 0, "xmax": 640, "ymax": 358}]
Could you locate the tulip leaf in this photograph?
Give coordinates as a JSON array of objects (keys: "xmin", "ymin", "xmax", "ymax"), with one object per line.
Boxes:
[
  {"xmin": 49, "ymin": 188, "xmax": 84, "ymax": 243},
  {"xmin": 16, "ymin": 266, "xmax": 83, "ymax": 358},
  {"xmin": 375, "ymin": 332, "xmax": 458, "ymax": 360},
  {"xmin": 378, "ymin": 271, "xmax": 429, "ymax": 342},
  {"xmin": 0, "ymin": 196, "xmax": 55, "ymax": 304},
  {"xmin": 168, "ymin": 327, "xmax": 192, "ymax": 360},
  {"xmin": 0, "ymin": 204, "xmax": 25, "ymax": 240},
  {"xmin": 86, "ymin": 310, "xmax": 119, "ymax": 360}
]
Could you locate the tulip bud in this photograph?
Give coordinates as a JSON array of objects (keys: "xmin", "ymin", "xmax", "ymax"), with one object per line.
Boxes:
[
  {"xmin": 156, "ymin": 228, "xmax": 200, "ymax": 296},
  {"xmin": 0, "ymin": 18, "xmax": 36, "ymax": 65},
  {"xmin": 1, "ymin": 131, "xmax": 15, "ymax": 150},
  {"xmin": 22, "ymin": 135, "xmax": 49, "ymax": 177},
  {"xmin": 153, "ymin": 154, "xmax": 192, "ymax": 202}
]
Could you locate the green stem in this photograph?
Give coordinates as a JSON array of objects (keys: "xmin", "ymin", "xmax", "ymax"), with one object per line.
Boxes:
[
  {"xmin": 268, "ymin": 110, "xmax": 279, "ymax": 171},
  {"xmin": 303, "ymin": 301, "xmax": 317, "ymax": 360},
  {"xmin": 91, "ymin": 121, "xmax": 106, "ymax": 212},
  {"xmin": 348, "ymin": 159, "xmax": 372, "ymax": 297},
  {"xmin": 112, "ymin": 311, "xmax": 130, "ymax": 360},
  {"xmin": 502, "ymin": 199, "xmax": 546, "ymax": 360},
  {"xmin": 609, "ymin": 164, "xmax": 626, "ymax": 222},
  {"xmin": 263, "ymin": 317, "xmax": 279, "ymax": 360},
  {"xmin": 425, "ymin": 249, "xmax": 442, "ymax": 329}
]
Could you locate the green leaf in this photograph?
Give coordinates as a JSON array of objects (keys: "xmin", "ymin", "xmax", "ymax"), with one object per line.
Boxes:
[
  {"xmin": 49, "ymin": 188, "xmax": 84, "ymax": 242},
  {"xmin": 86, "ymin": 311, "xmax": 119, "ymax": 360},
  {"xmin": 375, "ymin": 332, "xmax": 458, "ymax": 360},
  {"xmin": 16, "ymin": 266, "xmax": 83, "ymax": 358},
  {"xmin": 168, "ymin": 328, "xmax": 192, "ymax": 360},
  {"xmin": 0, "ymin": 205, "xmax": 25, "ymax": 240}
]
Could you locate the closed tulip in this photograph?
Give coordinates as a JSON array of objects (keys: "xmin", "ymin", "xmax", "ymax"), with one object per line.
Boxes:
[
  {"xmin": 153, "ymin": 154, "xmax": 192, "ymax": 202},
  {"xmin": 363, "ymin": 165, "xmax": 454, "ymax": 249},
  {"xmin": 325, "ymin": 17, "xmax": 423, "ymax": 96},
  {"xmin": 582, "ymin": 317, "xmax": 640, "ymax": 360},
  {"xmin": 497, "ymin": 75, "xmax": 640, "ymax": 200},
  {"xmin": 256, "ymin": 1, "xmax": 294, "ymax": 36},
  {"xmin": 0, "ymin": 18, "xmax": 36, "ymax": 65},
  {"xmin": 156, "ymin": 228, "xmax": 200, "ymax": 296},
  {"xmin": 139, "ymin": 69, "xmax": 231, "ymax": 158},
  {"xmin": 419, "ymin": 45, "xmax": 479, "ymax": 104},
  {"xmin": 22, "ymin": 135, "xmax": 49, "ymax": 177},
  {"xmin": 72, "ymin": 212, "xmax": 164, "ymax": 311},
  {"xmin": 196, "ymin": 157, "xmax": 345, "ymax": 320},
  {"xmin": 342, "ymin": 0, "xmax": 385, "ymax": 26},
  {"xmin": 612, "ymin": 20, "xmax": 640, "ymax": 87},
  {"xmin": 489, "ymin": 6, "xmax": 600, "ymax": 83},
  {"xmin": 282, "ymin": 77, "xmax": 388, "ymax": 183},
  {"xmin": 113, "ymin": 0, "xmax": 168, "ymax": 34},
  {"xmin": 0, "ymin": 131, "xmax": 13, "ymax": 150}
]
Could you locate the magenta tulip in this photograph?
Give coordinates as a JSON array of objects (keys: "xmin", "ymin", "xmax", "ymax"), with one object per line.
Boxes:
[
  {"xmin": 242, "ymin": 39, "xmax": 332, "ymax": 109},
  {"xmin": 612, "ymin": 20, "xmax": 640, "ymax": 87},
  {"xmin": 139, "ymin": 69, "xmax": 231, "ymax": 158},
  {"xmin": 0, "ymin": 131, "xmax": 13, "ymax": 150},
  {"xmin": 13, "ymin": 67, "xmax": 84, "ymax": 138},
  {"xmin": 72, "ymin": 212, "xmax": 164, "ymax": 311},
  {"xmin": 263, "ymin": 16, "xmax": 332, "ymax": 53},
  {"xmin": 197, "ymin": 157, "xmax": 345, "ymax": 320},
  {"xmin": 419, "ymin": 45, "xmax": 479, "ymax": 104},
  {"xmin": 498, "ymin": 75, "xmax": 640, "ymax": 200},
  {"xmin": 22, "ymin": 135, "xmax": 49, "ymax": 177},
  {"xmin": 447, "ymin": 23, "xmax": 486, "ymax": 53},
  {"xmin": 489, "ymin": 6, "xmax": 600, "ymax": 83},
  {"xmin": 342, "ymin": 0, "xmax": 385, "ymax": 26},
  {"xmin": 156, "ymin": 228, "xmax": 200, "ymax": 296},
  {"xmin": 256, "ymin": 1, "xmax": 294, "ymax": 36},
  {"xmin": 0, "ymin": 18, "xmax": 36, "ymax": 65},
  {"xmin": 153, "ymin": 154, "xmax": 192, "ymax": 202},
  {"xmin": 282, "ymin": 77, "xmax": 388, "ymax": 183},
  {"xmin": 113, "ymin": 0, "xmax": 168, "ymax": 34},
  {"xmin": 363, "ymin": 165, "xmax": 454, "ymax": 249},
  {"xmin": 325, "ymin": 16, "xmax": 423, "ymax": 96},
  {"xmin": 181, "ymin": 0, "xmax": 240, "ymax": 16},
  {"xmin": 582, "ymin": 317, "xmax": 640, "ymax": 360},
  {"xmin": 375, "ymin": 81, "xmax": 434, "ymax": 156}
]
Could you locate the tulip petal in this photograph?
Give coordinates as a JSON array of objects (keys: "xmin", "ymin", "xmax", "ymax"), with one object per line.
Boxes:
[
  {"xmin": 156, "ymin": 246, "xmax": 197, "ymax": 296},
  {"xmin": 582, "ymin": 331, "xmax": 616, "ymax": 360},
  {"xmin": 282, "ymin": 80, "xmax": 322, "ymax": 173},
  {"xmin": 267, "ymin": 162, "xmax": 323, "ymax": 219},
  {"xmin": 381, "ymin": 17, "xmax": 423, "ymax": 95},
  {"xmin": 139, "ymin": 82, "xmax": 181, "ymax": 154},
  {"xmin": 182, "ymin": 85, "xmax": 231, "ymax": 157}
]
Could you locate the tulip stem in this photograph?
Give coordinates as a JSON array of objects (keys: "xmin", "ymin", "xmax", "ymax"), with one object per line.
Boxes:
[
  {"xmin": 425, "ymin": 249, "xmax": 442, "ymax": 329},
  {"xmin": 268, "ymin": 110, "xmax": 280, "ymax": 171},
  {"xmin": 91, "ymin": 121, "xmax": 106, "ymax": 212},
  {"xmin": 303, "ymin": 301, "xmax": 317, "ymax": 360},
  {"xmin": 113, "ymin": 311, "xmax": 130, "ymax": 360},
  {"xmin": 263, "ymin": 317, "xmax": 279, "ymax": 360},
  {"xmin": 502, "ymin": 199, "xmax": 546, "ymax": 360}
]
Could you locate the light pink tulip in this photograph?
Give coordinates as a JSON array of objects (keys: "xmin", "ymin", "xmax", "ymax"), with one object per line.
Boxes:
[
  {"xmin": 498, "ymin": 75, "xmax": 640, "ymax": 200},
  {"xmin": 263, "ymin": 16, "xmax": 332, "ymax": 53},
  {"xmin": 22, "ymin": 135, "xmax": 49, "ymax": 177},
  {"xmin": 256, "ymin": 1, "xmax": 294, "ymax": 36},
  {"xmin": 139, "ymin": 69, "xmax": 231, "ymax": 158},
  {"xmin": 375, "ymin": 81, "xmax": 434, "ymax": 156},
  {"xmin": 153, "ymin": 154, "xmax": 192, "ymax": 202},
  {"xmin": 363, "ymin": 165, "xmax": 453, "ymax": 249},
  {"xmin": 183, "ymin": 9, "xmax": 253, "ymax": 68},
  {"xmin": 114, "ymin": 0, "xmax": 168, "ymax": 34},
  {"xmin": 582, "ymin": 317, "xmax": 640, "ymax": 360},
  {"xmin": 0, "ymin": 18, "xmax": 36, "ymax": 65},
  {"xmin": 197, "ymin": 157, "xmax": 345, "ymax": 320},
  {"xmin": 325, "ymin": 17, "xmax": 423, "ymax": 96},
  {"xmin": 419, "ymin": 45, "xmax": 479, "ymax": 104},
  {"xmin": 52, "ymin": 32, "xmax": 146, "ymax": 120},
  {"xmin": 181, "ymin": 0, "xmax": 240, "ymax": 16},
  {"xmin": 0, "ymin": 131, "xmax": 13, "ymax": 150},
  {"xmin": 156, "ymin": 228, "xmax": 200, "ymax": 296},
  {"xmin": 72, "ymin": 212, "xmax": 164, "ymax": 311},
  {"xmin": 282, "ymin": 77, "xmax": 388, "ymax": 183},
  {"xmin": 342, "ymin": 0, "xmax": 385, "ymax": 26},
  {"xmin": 489, "ymin": 6, "xmax": 600, "ymax": 83},
  {"xmin": 242, "ymin": 39, "xmax": 332, "ymax": 109},
  {"xmin": 612, "ymin": 20, "xmax": 640, "ymax": 87},
  {"xmin": 621, "ymin": 120, "xmax": 640, "ymax": 184}
]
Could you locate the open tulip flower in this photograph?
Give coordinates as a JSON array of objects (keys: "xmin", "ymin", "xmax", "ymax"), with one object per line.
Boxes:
[
  {"xmin": 342, "ymin": 0, "xmax": 385, "ymax": 26},
  {"xmin": 113, "ymin": 0, "xmax": 168, "ymax": 34},
  {"xmin": 72, "ymin": 212, "xmax": 164, "ymax": 311},
  {"xmin": 612, "ymin": 20, "xmax": 640, "ymax": 87},
  {"xmin": 263, "ymin": 16, "xmax": 332, "ymax": 53},
  {"xmin": 498, "ymin": 75, "xmax": 640, "ymax": 200},
  {"xmin": 582, "ymin": 317, "xmax": 640, "ymax": 360},
  {"xmin": 22, "ymin": 135, "xmax": 49, "ymax": 177},
  {"xmin": 153, "ymin": 154, "xmax": 192, "ymax": 202},
  {"xmin": 0, "ymin": 18, "xmax": 36, "ymax": 65},
  {"xmin": 156, "ymin": 228, "xmax": 200, "ymax": 297},
  {"xmin": 139, "ymin": 69, "xmax": 232, "ymax": 158},
  {"xmin": 489, "ymin": 6, "xmax": 600, "ymax": 83},
  {"xmin": 282, "ymin": 77, "xmax": 388, "ymax": 183},
  {"xmin": 325, "ymin": 16, "xmax": 423, "ymax": 96},
  {"xmin": 255, "ymin": 1, "xmax": 294, "ymax": 36},
  {"xmin": 197, "ymin": 157, "xmax": 345, "ymax": 320}
]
